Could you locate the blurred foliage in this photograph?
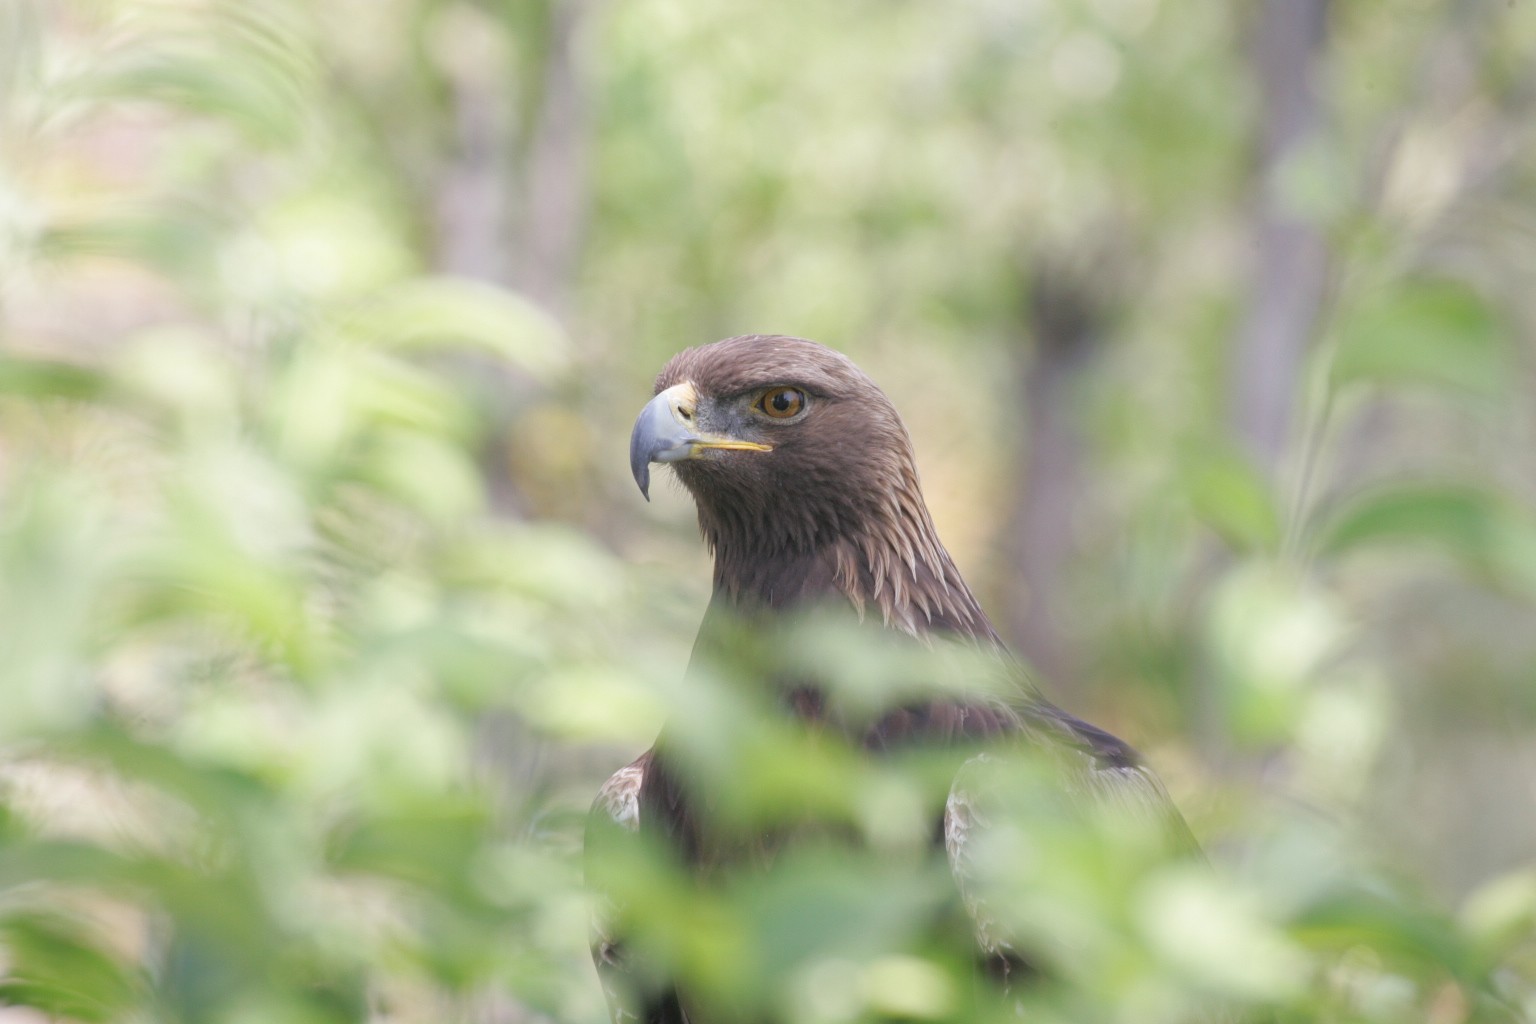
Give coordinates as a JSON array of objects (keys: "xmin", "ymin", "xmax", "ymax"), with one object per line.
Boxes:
[{"xmin": 0, "ymin": 0, "xmax": 1532, "ymax": 1022}]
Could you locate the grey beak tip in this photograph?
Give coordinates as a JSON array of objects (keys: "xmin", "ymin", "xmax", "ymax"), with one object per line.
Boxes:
[
  {"xmin": 631, "ymin": 456, "xmax": 652, "ymax": 501},
  {"xmin": 630, "ymin": 425, "xmax": 654, "ymax": 501}
]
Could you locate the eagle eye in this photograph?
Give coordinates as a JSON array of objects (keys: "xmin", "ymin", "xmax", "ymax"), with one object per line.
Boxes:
[{"xmin": 757, "ymin": 386, "xmax": 806, "ymax": 419}]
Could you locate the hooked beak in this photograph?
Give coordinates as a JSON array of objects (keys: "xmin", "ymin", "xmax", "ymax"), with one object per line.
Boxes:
[{"xmin": 629, "ymin": 381, "xmax": 772, "ymax": 500}]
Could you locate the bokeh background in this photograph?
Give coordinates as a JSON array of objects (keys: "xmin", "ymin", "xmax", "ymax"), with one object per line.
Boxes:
[{"xmin": 2, "ymin": 0, "xmax": 1535, "ymax": 1020}]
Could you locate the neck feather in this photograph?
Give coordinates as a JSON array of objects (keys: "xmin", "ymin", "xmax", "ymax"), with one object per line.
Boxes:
[{"xmin": 700, "ymin": 487, "xmax": 999, "ymax": 644}]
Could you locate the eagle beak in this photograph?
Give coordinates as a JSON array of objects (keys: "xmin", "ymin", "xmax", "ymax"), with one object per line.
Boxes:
[{"xmin": 629, "ymin": 381, "xmax": 772, "ymax": 500}]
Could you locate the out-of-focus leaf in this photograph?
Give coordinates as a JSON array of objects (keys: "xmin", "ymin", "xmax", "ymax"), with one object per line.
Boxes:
[
  {"xmin": 0, "ymin": 474, "xmax": 111, "ymax": 739},
  {"xmin": 1138, "ymin": 869, "xmax": 1310, "ymax": 1000},
  {"xmin": 75, "ymin": 59, "xmax": 306, "ymax": 144},
  {"xmin": 0, "ymin": 910, "xmax": 141, "ymax": 1022},
  {"xmin": 1206, "ymin": 565, "xmax": 1344, "ymax": 745},
  {"xmin": 858, "ymin": 955, "xmax": 957, "ymax": 1020},
  {"xmin": 1180, "ymin": 442, "xmax": 1282, "ymax": 552},
  {"xmin": 1460, "ymin": 869, "xmax": 1536, "ymax": 968},
  {"xmin": 1321, "ymin": 484, "xmax": 1504, "ymax": 557},
  {"xmin": 704, "ymin": 848, "xmax": 950, "ymax": 1011},
  {"xmin": 327, "ymin": 802, "xmax": 490, "ymax": 902},
  {"xmin": 296, "ymin": 683, "xmax": 465, "ymax": 802},
  {"xmin": 444, "ymin": 525, "xmax": 626, "ymax": 608},
  {"xmin": 265, "ymin": 344, "xmax": 486, "ymax": 481},
  {"xmin": 65, "ymin": 727, "xmax": 275, "ymax": 836},
  {"xmin": 522, "ymin": 663, "xmax": 661, "ymax": 741},
  {"xmin": 1292, "ymin": 676, "xmax": 1390, "ymax": 804},
  {"xmin": 351, "ymin": 428, "xmax": 484, "ymax": 524},
  {"xmin": 1316, "ymin": 483, "xmax": 1536, "ymax": 597},
  {"xmin": 67, "ymin": 5, "xmax": 320, "ymax": 147},
  {"xmin": 1290, "ymin": 885, "xmax": 1480, "ymax": 986},
  {"xmin": 37, "ymin": 209, "xmax": 225, "ymax": 276},
  {"xmin": 338, "ymin": 351, "xmax": 480, "ymax": 442},
  {"xmin": 0, "ymin": 3, "xmax": 43, "ymax": 101},
  {"xmin": 260, "ymin": 190, "xmax": 412, "ymax": 300},
  {"xmin": 341, "ymin": 277, "xmax": 568, "ymax": 381},
  {"xmin": 112, "ymin": 328, "xmax": 240, "ymax": 431},
  {"xmin": 0, "ymin": 356, "xmax": 110, "ymax": 401},
  {"xmin": 125, "ymin": 446, "xmax": 322, "ymax": 672},
  {"xmin": 1331, "ymin": 279, "xmax": 1513, "ymax": 397},
  {"xmin": 265, "ymin": 344, "xmax": 358, "ymax": 472}
]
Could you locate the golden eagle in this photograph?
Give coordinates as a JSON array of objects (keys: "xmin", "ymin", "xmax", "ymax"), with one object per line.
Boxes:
[{"xmin": 590, "ymin": 335, "xmax": 1197, "ymax": 1022}]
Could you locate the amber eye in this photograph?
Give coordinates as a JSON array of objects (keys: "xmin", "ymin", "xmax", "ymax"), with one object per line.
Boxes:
[{"xmin": 757, "ymin": 386, "xmax": 806, "ymax": 419}]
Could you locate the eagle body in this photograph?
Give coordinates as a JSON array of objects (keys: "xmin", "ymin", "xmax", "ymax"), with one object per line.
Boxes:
[{"xmin": 592, "ymin": 336, "xmax": 1191, "ymax": 1023}]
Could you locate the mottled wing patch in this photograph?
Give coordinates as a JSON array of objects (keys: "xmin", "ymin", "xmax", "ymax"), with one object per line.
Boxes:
[
  {"xmin": 944, "ymin": 754, "xmax": 1015, "ymax": 962},
  {"xmin": 588, "ymin": 757, "xmax": 649, "ymax": 1023},
  {"xmin": 596, "ymin": 761, "xmax": 644, "ymax": 832}
]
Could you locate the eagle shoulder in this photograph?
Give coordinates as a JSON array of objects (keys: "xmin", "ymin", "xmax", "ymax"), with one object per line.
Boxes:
[
  {"xmin": 594, "ymin": 757, "xmax": 646, "ymax": 833},
  {"xmin": 587, "ymin": 754, "xmax": 655, "ymax": 1023}
]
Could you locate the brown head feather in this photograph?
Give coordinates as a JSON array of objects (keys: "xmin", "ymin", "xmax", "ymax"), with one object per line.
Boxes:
[{"xmin": 654, "ymin": 335, "xmax": 998, "ymax": 643}]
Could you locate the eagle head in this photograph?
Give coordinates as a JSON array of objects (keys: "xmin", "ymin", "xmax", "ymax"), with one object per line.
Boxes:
[
  {"xmin": 630, "ymin": 335, "xmax": 992, "ymax": 638},
  {"xmin": 631, "ymin": 334, "xmax": 918, "ymax": 549}
]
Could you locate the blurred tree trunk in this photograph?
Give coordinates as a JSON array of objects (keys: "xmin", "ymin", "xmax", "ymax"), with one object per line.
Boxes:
[
  {"xmin": 510, "ymin": 0, "xmax": 590, "ymax": 317},
  {"xmin": 434, "ymin": 24, "xmax": 512, "ymax": 284},
  {"xmin": 1002, "ymin": 252, "xmax": 1112, "ymax": 689},
  {"xmin": 433, "ymin": 0, "xmax": 595, "ymax": 519},
  {"xmin": 1231, "ymin": 0, "xmax": 1332, "ymax": 475},
  {"xmin": 1201, "ymin": 0, "xmax": 1332, "ymax": 766},
  {"xmin": 434, "ymin": 0, "xmax": 593, "ymax": 309}
]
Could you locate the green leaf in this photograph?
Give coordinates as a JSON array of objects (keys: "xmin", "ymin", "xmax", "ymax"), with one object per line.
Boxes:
[
  {"xmin": 1316, "ymin": 483, "xmax": 1536, "ymax": 596},
  {"xmin": 1207, "ymin": 565, "xmax": 1344, "ymax": 745},
  {"xmin": 1460, "ymin": 868, "xmax": 1536, "ymax": 969},
  {"xmin": 0, "ymin": 356, "xmax": 110, "ymax": 402},
  {"xmin": 326, "ymin": 802, "xmax": 491, "ymax": 904},
  {"xmin": 0, "ymin": 910, "xmax": 141, "ymax": 1022},
  {"xmin": 1180, "ymin": 443, "xmax": 1282, "ymax": 553},
  {"xmin": 65, "ymin": 7, "xmax": 319, "ymax": 147},
  {"xmin": 1331, "ymin": 278, "xmax": 1512, "ymax": 397},
  {"xmin": 341, "ymin": 277, "xmax": 569, "ymax": 382}
]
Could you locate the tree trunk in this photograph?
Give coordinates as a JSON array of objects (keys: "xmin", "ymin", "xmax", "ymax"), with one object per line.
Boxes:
[
  {"xmin": 1230, "ymin": 0, "xmax": 1332, "ymax": 475},
  {"xmin": 511, "ymin": 0, "xmax": 591, "ymax": 318},
  {"xmin": 1004, "ymin": 253, "xmax": 1110, "ymax": 688},
  {"xmin": 432, "ymin": 0, "xmax": 596, "ymax": 519}
]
